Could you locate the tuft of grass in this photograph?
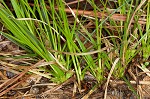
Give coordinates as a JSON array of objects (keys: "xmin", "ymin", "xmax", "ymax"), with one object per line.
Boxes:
[
  {"xmin": 0, "ymin": 0, "xmax": 74, "ymax": 83},
  {"xmin": 0, "ymin": 1, "xmax": 149, "ymax": 96}
]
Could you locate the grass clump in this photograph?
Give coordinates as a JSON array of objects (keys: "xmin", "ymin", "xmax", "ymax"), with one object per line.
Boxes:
[
  {"xmin": 0, "ymin": 0, "xmax": 149, "ymax": 97},
  {"xmin": 0, "ymin": 0, "xmax": 74, "ymax": 83}
]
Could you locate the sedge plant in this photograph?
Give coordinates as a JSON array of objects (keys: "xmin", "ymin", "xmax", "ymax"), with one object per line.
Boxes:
[
  {"xmin": 0, "ymin": 0, "xmax": 149, "ymax": 94},
  {"xmin": 0, "ymin": 0, "xmax": 76, "ymax": 83}
]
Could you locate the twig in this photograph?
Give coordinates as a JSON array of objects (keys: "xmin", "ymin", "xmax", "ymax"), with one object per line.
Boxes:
[{"xmin": 104, "ymin": 58, "xmax": 120, "ymax": 99}]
